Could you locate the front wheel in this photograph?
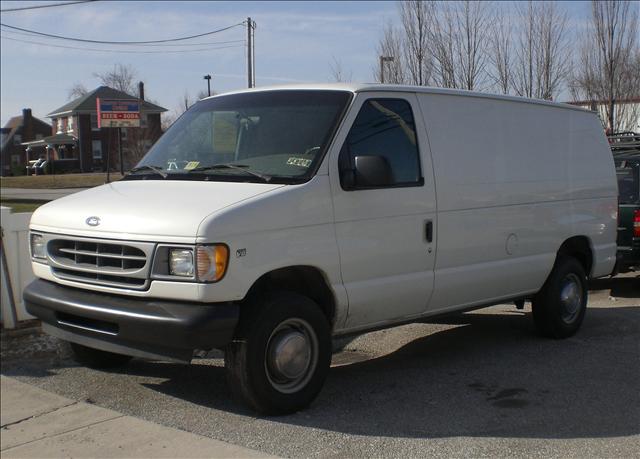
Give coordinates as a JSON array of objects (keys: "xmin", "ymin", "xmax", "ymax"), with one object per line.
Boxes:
[
  {"xmin": 225, "ymin": 292, "xmax": 331, "ymax": 415},
  {"xmin": 532, "ymin": 256, "xmax": 588, "ymax": 338}
]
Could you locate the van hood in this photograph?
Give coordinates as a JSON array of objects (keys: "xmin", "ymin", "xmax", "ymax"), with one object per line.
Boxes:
[{"xmin": 30, "ymin": 180, "xmax": 284, "ymax": 240}]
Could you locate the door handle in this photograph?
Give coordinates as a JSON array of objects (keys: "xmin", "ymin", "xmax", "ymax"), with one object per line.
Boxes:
[{"xmin": 425, "ymin": 220, "xmax": 433, "ymax": 243}]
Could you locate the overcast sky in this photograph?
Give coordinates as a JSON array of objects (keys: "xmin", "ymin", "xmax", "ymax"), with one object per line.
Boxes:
[{"xmin": 1, "ymin": 0, "xmax": 593, "ymax": 127}]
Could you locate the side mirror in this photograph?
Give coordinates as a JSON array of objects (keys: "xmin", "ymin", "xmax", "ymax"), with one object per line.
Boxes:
[{"xmin": 353, "ymin": 155, "xmax": 393, "ymax": 187}]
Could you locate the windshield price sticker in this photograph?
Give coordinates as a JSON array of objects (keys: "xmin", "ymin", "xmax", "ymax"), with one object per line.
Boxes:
[
  {"xmin": 184, "ymin": 161, "xmax": 200, "ymax": 170},
  {"xmin": 287, "ymin": 157, "xmax": 312, "ymax": 167}
]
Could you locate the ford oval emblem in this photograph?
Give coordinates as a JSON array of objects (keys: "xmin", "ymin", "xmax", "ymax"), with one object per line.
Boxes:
[{"xmin": 86, "ymin": 216, "xmax": 101, "ymax": 227}]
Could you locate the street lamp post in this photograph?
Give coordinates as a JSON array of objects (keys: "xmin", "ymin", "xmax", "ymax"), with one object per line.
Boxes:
[
  {"xmin": 379, "ymin": 56, "xmax": 394, "ymax": 84},
  {"xmin": 203, "ymin": 74, "xmax": 212, "ymax": 97}
]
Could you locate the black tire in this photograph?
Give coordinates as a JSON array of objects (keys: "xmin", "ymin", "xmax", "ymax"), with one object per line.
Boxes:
[
  {"xmin": 225, "ymin": 291, "xmax": 331, "ymax": 415},
  {"xmin": 69, "ymin": 342, "xmax": 133, "ymax": 369},
  {"xmin": 532, "ymin": 256, "xmax": 588, "ymax": 338}
]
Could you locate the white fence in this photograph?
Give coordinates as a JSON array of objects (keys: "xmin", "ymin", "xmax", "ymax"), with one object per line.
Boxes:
[{"xmin": 1, "ymin": 206, "xmax": 35, "ymax": 328}]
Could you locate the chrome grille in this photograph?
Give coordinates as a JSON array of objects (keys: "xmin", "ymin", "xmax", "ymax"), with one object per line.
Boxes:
[{"xmin": 45, "ymin": 235, "xmax": 155, "ymax": 290}]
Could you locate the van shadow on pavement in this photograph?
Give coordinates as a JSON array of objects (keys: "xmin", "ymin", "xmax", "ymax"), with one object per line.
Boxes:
[
  {"xmin": 2, "ymin": 304, "xmax": 638, "ymax": 442},
  {"xmin": 105, "ymin": 305, "xmax": 640, "ymax": 440}
]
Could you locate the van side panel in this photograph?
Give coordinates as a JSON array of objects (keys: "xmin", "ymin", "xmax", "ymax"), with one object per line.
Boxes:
[
  {"xmin": 568, "ymin": 113, "xmax": 618, "ymax": 277},
  {"xmin": 417, "ymin": 94, "xmax": 616, "ymax": 312}
]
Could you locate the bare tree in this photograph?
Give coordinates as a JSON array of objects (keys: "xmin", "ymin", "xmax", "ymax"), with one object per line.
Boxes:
[
  {"xmin": 536, "ymin": 2, "xmax": 570, "ymax": 100},
  {"xmin": 67, "ymin": 82, "xmax": 89, "ymax": 100},
  {"xmin": 430, "ymin": 3, "xmax": 458, "ymax": 88},
  {"xmin": 330, "ymin": 56, "xmax": 353, "ymax": 82},
  {"xmin": 94, "ymin": 63, "xmax": 138, "ymax": 95},
  {"xmin": 512, "ymin": 1, "xmax": 570, "ymax": 100},
  {"xmin": 513, "ymin": 1, "xmax": 536, "ymax": 98},
  {"xmin": 452, "ymin": 0, "xmax": 491, "ymax": 91},
  {"xmin": 164, "ymin": 88, "xmax": 211, "ymax": 130},
  {"xmin": 373, "ymin": 21, "xmax": 406, "ymax": 83},
  {"xmin": 570, "ymin": 0, "xmax": 639, "ymax": 131},
  {"xmin": 489, "ymin": 7, "xmax": 512, "ymax": 94},
  {"xmin": 399, "ymin": 0, "xmax": 434, "ymax": 85}
]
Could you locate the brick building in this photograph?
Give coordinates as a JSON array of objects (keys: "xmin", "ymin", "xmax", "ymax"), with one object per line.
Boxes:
[
  {"xmin": 45, "ymin": 84, "xmax": 167, "ymax": 172},
  {"xmin": 0, "ymin": 109, "xmax": 51, "ymax": 176}
]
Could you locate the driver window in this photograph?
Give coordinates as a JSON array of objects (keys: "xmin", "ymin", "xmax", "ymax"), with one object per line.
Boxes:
[{"xmin": 340, "ymin": 98, "xmax": 422, "ymax": 189}]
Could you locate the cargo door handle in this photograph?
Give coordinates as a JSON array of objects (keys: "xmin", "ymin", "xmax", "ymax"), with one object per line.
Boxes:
[{"xmin": 425, "ymin": 220, "xmax": 433, "ymax": 243}]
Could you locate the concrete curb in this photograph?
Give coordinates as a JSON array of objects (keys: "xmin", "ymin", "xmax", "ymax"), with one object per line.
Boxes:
[{"xmin": 1, "ymin": 376, "xmax": 276, "ymax": 458}]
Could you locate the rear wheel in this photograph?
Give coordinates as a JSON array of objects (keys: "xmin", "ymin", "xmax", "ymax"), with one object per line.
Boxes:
[
  {"xmin": 532, "ymin": 256, "xmax": 588, "ymax": 338},
  {"xmin": 225, "ymin": 291, "xmax": 331, "ymax": 415},
  {"xmin": 69, "ymin": 342, "xmax": 132, "ymax": 369}
]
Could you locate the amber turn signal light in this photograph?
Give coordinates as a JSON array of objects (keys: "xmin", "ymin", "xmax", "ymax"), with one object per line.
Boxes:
[{"xmin": 196, "ymin": 244, "xmax": 229, "ymax": 282}]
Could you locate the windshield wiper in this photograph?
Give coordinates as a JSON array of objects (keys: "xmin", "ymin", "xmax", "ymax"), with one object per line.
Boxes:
[
  {"xmin": 188, "ymin": 163, "xmax": 272, "ymax": 182},
  {"xmin": 128, "ymin": 165, "xmax": 168, "ymax": 178}
]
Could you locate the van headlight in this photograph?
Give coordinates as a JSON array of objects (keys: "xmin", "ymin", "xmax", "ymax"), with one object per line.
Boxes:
[
  {"xmin": 169, "ymin": 249, "xmax": 194, "ymax": 277},
  {"xmin": 30, "ymin": 233, "xmax": 47, "ymax": 260},
  {"xmin": 154, "ymin": 244, "xmax": 229, "ymax": 282}
]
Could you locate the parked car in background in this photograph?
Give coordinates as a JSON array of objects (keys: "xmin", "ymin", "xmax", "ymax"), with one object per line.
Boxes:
[
  {"xmin": 26, "ymin": 158, "xmax": 47, "ymax": 175},
  {"xmin": 610, "ymin": 132, "xmax": 640, "ymax": 272}
]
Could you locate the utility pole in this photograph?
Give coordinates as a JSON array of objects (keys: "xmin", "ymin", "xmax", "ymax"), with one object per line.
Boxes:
[
  {"xmin": 247, "ymin": 17, "xmax": 255, "ymax": 88},
  {"xmin": 204, "ymin": 74, "xmax": 212, "ymax": 96},
  {"xmin": 118, "ymin": 127, "xmax": 124, "ymax": 176},
  {"xmin": 379, "ymin": 56, "xmax": 394, "ymax": 84}
]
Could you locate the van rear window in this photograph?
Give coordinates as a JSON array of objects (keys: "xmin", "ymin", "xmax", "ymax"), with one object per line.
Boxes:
[{"xmin": 616, "ymin": 164, "xmax": 639, "ymax": 204}]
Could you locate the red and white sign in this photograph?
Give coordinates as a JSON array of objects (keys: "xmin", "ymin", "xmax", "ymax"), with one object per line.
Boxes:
[{"xmin": 97, "ymin": 98, "xmax": 141, "ymax": 128}]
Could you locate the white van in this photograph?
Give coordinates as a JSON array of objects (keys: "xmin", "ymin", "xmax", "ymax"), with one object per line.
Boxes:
[{"xmin": 25, "ymin": 84, "xmax": 617, "ymax": 414}]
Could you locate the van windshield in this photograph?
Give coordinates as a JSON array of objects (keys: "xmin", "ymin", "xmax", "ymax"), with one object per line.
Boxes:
[{"xmin": 130, "ymin": 90, "xmax": 351, "ymax": 184}]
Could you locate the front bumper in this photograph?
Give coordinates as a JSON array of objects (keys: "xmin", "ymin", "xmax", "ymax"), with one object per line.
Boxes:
[{"xmin": 24, "ymin": 279, "xmax": 239, "ymax": 362}]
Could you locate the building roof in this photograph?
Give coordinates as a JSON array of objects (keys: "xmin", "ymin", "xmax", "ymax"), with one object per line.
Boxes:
[
  {"xmin": 1, "ymin": 114, "xmax": 51, "ymax": 151},
  {"xmin": 568, "ymin": 97, "xmax": 640, "ymax": 106},
  {"xmin": 22, "ymin": 133, "xmax": 77, "ymax": 147},
  {"xmin": 201, "ymin": 83, "xmax": 594, "ymax": 113},
  {"xmin": 2, "ymin": 115, "xmax": 51, "ymax": 131},
  {"xmin": 47, "ymin": 85, "xmax": 167, "ymax": 117}
]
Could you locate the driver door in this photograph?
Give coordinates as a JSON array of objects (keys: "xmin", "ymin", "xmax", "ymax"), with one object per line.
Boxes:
[{"xmin": 329, "ymin": 92, "xmax": 437, "ymax": 329}]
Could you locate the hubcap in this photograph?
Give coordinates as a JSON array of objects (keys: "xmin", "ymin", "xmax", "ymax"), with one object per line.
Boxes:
[
  {"xmin": 560, "ymin": 273, "xmax": 583, "ymax": 323},
  {"xmin": 270, "ymin": 331, "xmax": 311, "ymax": 380},
  {"xmin": 265, "ymin": 318, "xmax": 318, "ymax": 394}
]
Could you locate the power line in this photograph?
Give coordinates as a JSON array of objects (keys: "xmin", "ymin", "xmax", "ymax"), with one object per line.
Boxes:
[
  {"xmin": 0, "ymin": 21, "xmax": 245, "ymax": 44},
  {"xmin": 0, "ymin": 34, "xmax": 245, "ymax": 54},
  {"xmin": 0, "ymin": 1, "xmax": 96, "ymax": 13},
  {"xmin": 0, "ymin": 29, "xmax": 245, "ymax": 47}
]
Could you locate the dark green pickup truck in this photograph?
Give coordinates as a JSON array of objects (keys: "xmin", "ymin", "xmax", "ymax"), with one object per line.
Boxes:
[{"xmin": 611, "ymin": 133, "xmax": 640, "ymax": 273}]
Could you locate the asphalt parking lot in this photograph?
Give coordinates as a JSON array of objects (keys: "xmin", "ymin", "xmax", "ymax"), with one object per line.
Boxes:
[{"xmin": 2, "ymin": 274, "xmax": 639, "ymax": 458}]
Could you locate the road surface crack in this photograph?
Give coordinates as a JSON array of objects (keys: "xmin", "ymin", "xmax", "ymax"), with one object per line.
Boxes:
[{"xmin": 1, "ymin": 401, "xmax": 78, "ymax": 429}]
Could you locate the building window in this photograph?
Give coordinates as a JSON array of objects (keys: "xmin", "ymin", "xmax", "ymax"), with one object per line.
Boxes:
[
  {"xmin": 91, "ymin": 114, "xmax": 99, "ymax": 130},
  {"xmin": 92, "ymin": 140, "xmax": 102, "ymax": 159},
  {"xmin": 67, "ymin": 116, "xmax": 74, "ymax": 133},
  {"xmin": 140, "ymin": 113, "xmax": 148, "ymax": 127},
  {"xmin": 57, "ymin": 118, "xmax": 64, "ymax": 134},
  {"xmin": 36, "ymin": 134, "xmax": 43, "ymax": 140},
  {"xmin": 121, "ymin": 129, "xmax": 128, "ymax": 140},
  {"xmin": 13, "ymin": 134, "xmax": 22, "ymax": 145}
]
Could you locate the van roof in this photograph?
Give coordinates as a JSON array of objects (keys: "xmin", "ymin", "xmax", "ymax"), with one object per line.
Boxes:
[{"xmin": 204, "ymin": 83, "xmax": 593, "ymax": 114}]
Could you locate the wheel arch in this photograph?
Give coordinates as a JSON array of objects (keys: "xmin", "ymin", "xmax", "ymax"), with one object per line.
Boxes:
[
  {"xmin": 556, "ymin": 236, "xmax": 594, "ymax": 277},
  {"xmin": 244, "ymin": 265, "xmax": 337, "ymax": 327}
]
